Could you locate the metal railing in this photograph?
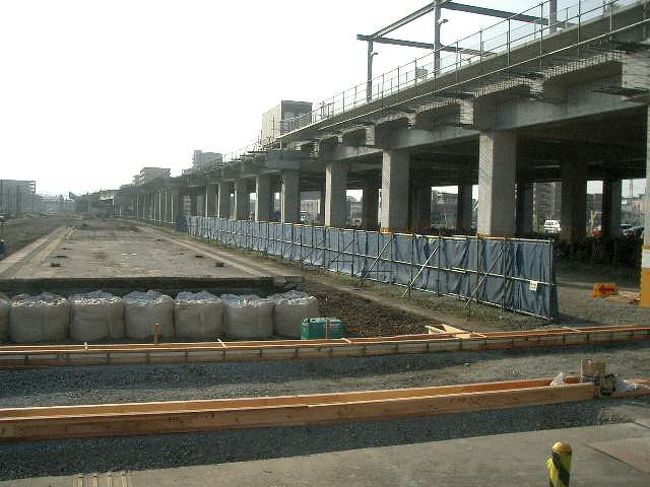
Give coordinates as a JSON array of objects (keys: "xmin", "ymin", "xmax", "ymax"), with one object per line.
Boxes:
[{"xmin": 277, "ymin": 0, "xmax": 642, "ymax": 136}]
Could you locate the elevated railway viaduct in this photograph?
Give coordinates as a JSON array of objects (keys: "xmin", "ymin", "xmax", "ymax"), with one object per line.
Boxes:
[{"xmin": 115, "ymin": 0, "xmax": 650, "ymax": 300}]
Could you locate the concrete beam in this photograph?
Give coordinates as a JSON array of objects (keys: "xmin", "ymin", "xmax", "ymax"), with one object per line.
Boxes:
[
  {"xmin": 380, "ymin": 126, "xmax": 479, "ymax": 152},
  {"xmin": 477, "ymin": 131, "xmax": 517, "ymax": 236},
  {"xmin": 414, "ymin": 100, "xmax": 474, "ymax": 130},
  {"xmin": 495, "ymin": 76, "xmax": 645, "ymax": 131},
  {"xmin": 320, "ymin": 145, "xmax": 382, "ymax": 162},
  {"xmin": 341, "ymin": 126, "xmax": 376, "ymax": 147}
]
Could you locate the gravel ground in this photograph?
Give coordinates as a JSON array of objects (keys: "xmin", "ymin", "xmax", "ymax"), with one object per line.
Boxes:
[
  {"xmin": 1, "ymin": 398, "xmax": 647, "ymax": 481},
  {"xmin": 556, "ymin": 263, "xmax": 650, "ymax": 326},
  {"xmin": 1, "ymin": 342, "xmax": 648, "ymax": 408}
]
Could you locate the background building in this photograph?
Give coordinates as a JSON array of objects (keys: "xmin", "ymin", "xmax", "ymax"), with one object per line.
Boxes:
[
  {"xmin": 132, "ymin": 167, "xmax": 170, "ymax": 186},
  {"xmin": 0, "ymin": 179, "xmax": 36, "ymax": 216},
  {"xmin": 192, "ymin": 150, "xmax": 223, "ymax": 170},
  {"xmin": 261, "ymin": 100, "xmax": 313, "ymax": 146}
]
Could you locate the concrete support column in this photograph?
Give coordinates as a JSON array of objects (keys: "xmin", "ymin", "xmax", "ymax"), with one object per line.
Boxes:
[
  {"xmin": 217, "ymin": 182, "xmax": 231, "ymax": 219},
  {"xmin": 362, "ymin": 184, "xmax": 379, "ymax": 230},
  {"xmin": 161, "ymin": 189, "xmax": 169, "ymax": 223},
  {"xmin": 233, "ymin": 179, "xmax": 249, "ymax": 220},
  {"xmin": 560, "ymin": 159, "xmax": 587, "ymax": 242},
  {"xmin": 380, "ymin": 150, "xmax": 410, "ymax": 232},
  {"xmin": 157, "ymin": 191, "xmax": 162, "ymax": 222},
  {"xmin": 602, "ymin": 178, "xmax": 622, "ymax": 238},
  {"xmin": 281, "ymin": 170, "xmax": 300, "ymax": 224},
  {"xmin": 170, "ymin": 190, "xmax": 179, "ymax": 224},
  {"xmin": 145, "ymin": 194, "xmax": 151, "ymax": 220},
  {"xmin": 325, "ymin": 162, "xmax": 348, "ymax": 228},
  {"xmin": 410, "ymin": 185, "xmax": 431, "ymax": 234},
  {"xmin": 189, "ymin": 191, "xmax": 198, "ymax": 216},
  {"xmin": 457, "ymin": 183, "xmax": 473, "ymax": 232},
  {"xmin": 318, "ymin": 179, "xmax": 326, "ymax": 225},
  {"xmin": 516, "ymin": 182, "xmax": 534, "ymax": 235},
  {"xmin": 205, "ymin": 185, "xmax": 216, "ymax": 217},
  {"xmin": 477, "ymin": 131, "xmax": 517, "ymax": 236},
  {"xmin": 641, "ymin": 107, "xmax": 650, "ymax": 307},
  {"xmin": 255, "ymin": 174, "xmax": 272, "ymax": 222}
]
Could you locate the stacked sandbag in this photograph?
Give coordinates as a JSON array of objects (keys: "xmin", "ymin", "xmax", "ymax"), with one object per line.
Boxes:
[
  {"xmin": 9, "ymin": 293, "xmax": 70, "ymax": 343},
  {"xmin": 0, "ymin": 293, "xmax": 9, "ymax": 343},
  {"xmin": 222, "ymin": 294, "xmax": 274, "ymax": 339},
  {"xmin": 123, "ymin": 291, "xmax": 174, "ymax": 340},
  {"xmin": 174, "ymin": 291, "xmax": 224, "ymax": 340},
  {"xmin": 69, "ymin": 291, "xmax": 125, "ymax": 342},
  {"xmin": 271, "ymin": 291, "xmax": 320, "ymax": 338}
]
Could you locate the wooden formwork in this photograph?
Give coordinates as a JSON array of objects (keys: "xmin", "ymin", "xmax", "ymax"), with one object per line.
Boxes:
[
  {"xmin": 1, "ymin": 376, "xmax": 648, "ymax": 442},
  {"xmin": 0, "ymin": 325, "xmax": 647, "ymax": 369}
]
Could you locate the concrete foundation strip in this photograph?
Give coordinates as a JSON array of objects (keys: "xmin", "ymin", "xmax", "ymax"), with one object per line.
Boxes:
[
  {"xmin": 0, "ymin": 377, "xmax": 648, "ymax": 442},
  {"xmin": 0, "ymin": 325, "xmax": 647, "ymax": 369}
]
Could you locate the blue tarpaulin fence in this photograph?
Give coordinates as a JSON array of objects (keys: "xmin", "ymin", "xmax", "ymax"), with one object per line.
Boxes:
[{"xmin": 180, "ymin": 216, "xmax": 557, "ymax": 319}]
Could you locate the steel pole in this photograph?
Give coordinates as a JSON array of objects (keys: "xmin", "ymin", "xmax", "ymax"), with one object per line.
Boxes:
[
  {"xmin": 366, "ymin": 40, "xmax": 374, "ymax": 102},
  {"xmin": 550, "ymin": 0, "xmax": 558, "ymax": 33},
  {"xmin": 434, "ymin": 0, "xmax": 442, "ymax": 72}
]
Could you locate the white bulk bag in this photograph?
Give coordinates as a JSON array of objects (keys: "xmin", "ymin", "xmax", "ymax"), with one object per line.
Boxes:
[
  {"xmin": 222, "ymin": 294, "xmax": 274, "ymax": 339},
  {"xmin": 174, "ymin": 291, "xmax": 224, "ymax": 340},
  {"xmin": 9, "ymin": 293, "xmax": 71, "ymax": 343},
  {"xmin": 123, "ymin": 291, "xmax": 174, "ymax": 340},
  {"xmin": 70, "ymin": 291, "xmax": 124, "ymax": 342}
]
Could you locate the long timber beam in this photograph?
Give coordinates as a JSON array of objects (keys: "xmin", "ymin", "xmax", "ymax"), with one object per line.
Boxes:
[
  {"xmin": 0, "ymin": 378, "xmax": 598, "ymax": 441},
  {"xmin": 0, "ymin": 325, "xmax": 647, "ymax": 369},
  {"xmin": 1, "ymin": 376, "xmax": 648, "ymax": 442}
]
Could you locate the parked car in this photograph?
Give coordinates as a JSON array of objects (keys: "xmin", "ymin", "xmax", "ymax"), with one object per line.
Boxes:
[{"xmin": 543, "ymin": 219, "xmax": 561, "ymax": 235}]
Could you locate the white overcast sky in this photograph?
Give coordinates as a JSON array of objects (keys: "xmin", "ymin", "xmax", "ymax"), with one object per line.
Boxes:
[{"xmin": 0, "ymin": 0, "xmax": 643, "ymax": 196}]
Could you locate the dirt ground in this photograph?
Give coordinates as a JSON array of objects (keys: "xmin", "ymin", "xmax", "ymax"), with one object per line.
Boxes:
[
  {"xmin": 302, "ymin": 280, "xmax": 440, "ymax": 337},
  {"xmin": 0, "ymin": 215, "xmax": 77, "ymax": 257}
]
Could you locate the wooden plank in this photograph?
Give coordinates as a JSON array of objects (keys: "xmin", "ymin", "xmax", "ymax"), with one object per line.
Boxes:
[
  {"xmin": 0, "ymin": 326, "xmax": 648, "ymax": 369},
  {"xmin": 0, "ymin": 379, "xmax": 594, "ymax": 442}
]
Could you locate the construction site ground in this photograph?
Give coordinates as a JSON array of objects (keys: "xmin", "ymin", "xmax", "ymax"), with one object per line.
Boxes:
[
  {"xmin": 1, "ymin": 343, "xmax": 649, "ymax": 483},
  {"xmin": 2, "ymin": 218, "xmax": 649, "ymax": 334},
  {"xmin": 4, "ymin": 420, "xmax": 649, "ymax": 486},
  {"xmin": 1, "ymin": 217, "xmax": 649, "ymax": 484}
]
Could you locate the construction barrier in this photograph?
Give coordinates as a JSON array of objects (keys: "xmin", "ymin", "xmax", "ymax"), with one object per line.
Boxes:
[{"xmin": 179, "ymin": 216, "xmax": 558, "ymax": 319}]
